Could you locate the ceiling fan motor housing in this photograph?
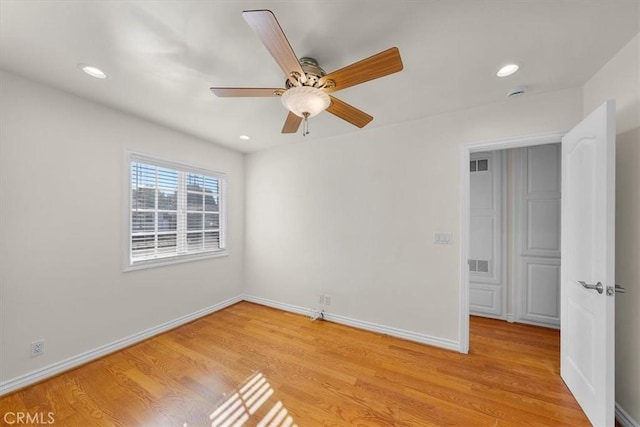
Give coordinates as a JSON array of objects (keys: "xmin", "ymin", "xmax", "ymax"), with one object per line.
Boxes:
[{"xmin": 286, "ymin": 57, "xmax": 332, "ymax": 89}]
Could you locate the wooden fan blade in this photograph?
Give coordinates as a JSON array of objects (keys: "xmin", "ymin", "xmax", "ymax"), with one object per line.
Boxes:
[
  {"xmin": 282, "ymin": 111, "xmax": 302, "ymax": 133},
  {"xmin": 320, "ymin": 47, "xmax": 403, "ymax": 93},
  {"xmin": 326, "ymin": 96, "xmax": 373, "ymax": 128},
  {"xmin": 210, "ymin": 87, "xmax": 284, "ymax": 97},
  {"xmin": 242, "ymin": 10, "xmax": 306, "ymax": 83}
]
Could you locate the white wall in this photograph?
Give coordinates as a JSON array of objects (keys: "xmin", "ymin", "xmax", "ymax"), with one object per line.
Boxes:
[
  {"xmin": 0, "ymin": 70, "xmax": 245, "ymax": 384},
  {"xmin": 583, "ymin": 33, "xmax": 640, "ymax": 424},
  {"xmin": 245, "ymin": 87, "xmax": 582, "ymax": 344}
]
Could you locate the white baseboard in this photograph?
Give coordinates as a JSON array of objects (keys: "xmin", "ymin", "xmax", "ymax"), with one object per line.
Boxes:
[
  {"xmin": 474, "ymin": 313, "xmax": 560, "ymax": 330},
  {"xmin": 0, "ymin": 295, "xmax": 242, "ymax": 396},
  {"xmin": 242, "ymin": 294, "xmax": 310, "ymax": 317},
  {"xmin": 242, "ymin": 294, "xmax": 460, "ymax": 352},
  {"xmin": 617, "ymin": 402, "xmax": 640, "ymax": 427},
  {"xmin": 469, "ymin": 312, "xmax": 507, "ymax": 321},
  {"xmin": 508, "ymin": 317, "xmax": 560, "ymax": 330}
]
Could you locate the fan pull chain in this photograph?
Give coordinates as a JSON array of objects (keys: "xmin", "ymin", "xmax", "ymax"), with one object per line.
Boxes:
[{"xmin": 302, "ymin": 112, "xmax": 310, "ymax": 136}]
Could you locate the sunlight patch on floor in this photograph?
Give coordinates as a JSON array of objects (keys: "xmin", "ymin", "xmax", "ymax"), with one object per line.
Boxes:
[{"xmin": 183, "ymin": 372, "xmax": 298, "ymax": 427}]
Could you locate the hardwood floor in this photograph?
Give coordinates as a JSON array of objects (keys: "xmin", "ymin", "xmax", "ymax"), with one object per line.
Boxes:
[{"xmin": 0, "ymin": 302, "xmax": 589, "ymax": 426}]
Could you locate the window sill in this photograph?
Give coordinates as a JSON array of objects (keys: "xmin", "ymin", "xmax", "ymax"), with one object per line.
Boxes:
[{"xmin": 123, "ymin": 250, "xmax": 229, "ymax": 272}]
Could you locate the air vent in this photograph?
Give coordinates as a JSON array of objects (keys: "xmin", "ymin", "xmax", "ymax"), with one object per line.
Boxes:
[
  {"xmin": 469, "ymin": 259, "xmax": 490, "ymax": 273},
  {"xmin": 470, "ymin": 159, "xmax": 489, "ymax": 173},
  {"xmin": 507, "ymin": 85, "xmax": 527, "ymax": 98}
]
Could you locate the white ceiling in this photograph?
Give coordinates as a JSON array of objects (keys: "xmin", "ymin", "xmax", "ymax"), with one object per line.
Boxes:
[{"xmin": 1, "ymin": 1, "xmax": 638, "ymax": 153}]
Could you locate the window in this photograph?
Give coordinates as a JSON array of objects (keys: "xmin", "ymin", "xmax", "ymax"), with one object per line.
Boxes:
[{"xmin": 126, "ymin": 153, "xmax": 227, "ymax": 270}]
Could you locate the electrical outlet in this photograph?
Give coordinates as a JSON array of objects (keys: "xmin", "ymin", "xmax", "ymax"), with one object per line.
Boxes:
[
  {"xmin": 324, "ymin": 294, "xmax": 331, "ymax": 306},
  {"xmin": 318, "ymin": 294, "xmax": 325, "ymax": 305},
  {"xmin": 31, "ymin": 339, "xmax": 45, "ymax": 357}
]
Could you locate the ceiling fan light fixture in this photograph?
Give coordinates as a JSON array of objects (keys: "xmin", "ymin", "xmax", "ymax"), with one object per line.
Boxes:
[{"xmin": 281, "ymin": 86, "xmax": 330, "ymax": 118}]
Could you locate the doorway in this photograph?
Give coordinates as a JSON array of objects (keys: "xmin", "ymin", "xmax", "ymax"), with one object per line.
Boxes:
[
  {"xmin": 460, "ymin": 102, "xmax": 617, "ymax": 426},
  {"xmin": 458, "ymin": 131, "xmax": 565, "ymax": 354},
  {"xmin": 468, "ymin": 144, "xmax": 561, "ymax": 327}
]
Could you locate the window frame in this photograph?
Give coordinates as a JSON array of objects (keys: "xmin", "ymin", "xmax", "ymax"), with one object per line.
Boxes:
[{"xmin": 124, "ymin": 151, "xmax": 228, "ymax": 272}]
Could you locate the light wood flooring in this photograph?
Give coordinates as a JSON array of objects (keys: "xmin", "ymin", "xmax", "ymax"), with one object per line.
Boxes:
[{"xmin": 0, "ymin": 302, "xmax": 589, "ymax": 426}]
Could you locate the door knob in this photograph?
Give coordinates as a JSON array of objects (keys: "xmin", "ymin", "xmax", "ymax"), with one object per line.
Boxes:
[{"xmin": 579, "ymin": 281, "xmax": 603, "ymax": 294}]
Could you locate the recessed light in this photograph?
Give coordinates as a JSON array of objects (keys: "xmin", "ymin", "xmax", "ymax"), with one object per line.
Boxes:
[
  {"xmin": 239, "ymin": 135, "xmax": 250, "ymax": 140},
  {"xmin": 496, "ymin": 64, "xmax": 519, "ymax": 77},
  {"xmin": 79, "ymin": 64, "xmax": 108, "ymax": 79}
]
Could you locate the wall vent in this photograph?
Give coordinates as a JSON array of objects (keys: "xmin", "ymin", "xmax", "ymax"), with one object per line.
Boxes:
[
  {"xmin": 507, "ymin": 85, "xmax": 527, "ymax": 98},
  {"xmin": 469, "ymin": 259, "xmax": 490, "ymax": 273},
  {"xmin": 470, "ymin": 159, "xmax": 489, "ymax": 172}
]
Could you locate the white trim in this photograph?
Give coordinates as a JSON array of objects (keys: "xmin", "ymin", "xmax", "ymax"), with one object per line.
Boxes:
[
  {"xmin": 461, "ymin": 130, "xmax": 568, "ymax": 153},
  {"xmin": 511, "ymin": 317, "xmax": 560, "ymax": 330},
  {"xmin": 459, "ymin": 145, "xmax": 471, "ymax": 353},
  {"xmin": 459, "ymin": 130, "xmax": 567, "ymax": 353},
  {"xmin": 242, "ymin": 294, "xmax": 310, "ymax": 317},
  {"xmin": 616, "ymin": 402, "xmax": 640, "ymax": 427},
  {"xmin": 327, "ymin": 312, "xmax": 459, "ymax": 351},
  {"xmin": 124, "ymin": 250, "xmax": 229, "ymax": 272},
  {"xmin": 469, "ymin": 312, "xmax": 506, "ymax": 322},
  {"xmin": 122, "ymin": 148, "xmax": 133, "ymax": 271},
  {"xmin": 243, "ymin": 295, "xmax": 460, "ymax": 352},
  {"xmin": 0, "ymin": 295, "xmax": 242, "ymax": 396},
  {"xmin": 219, "ymin": 174, "xmax": 229, "ymax": 259},
  {"xmin": 128, "ymin": 151, "xmax": 229, "ymax": 178}
]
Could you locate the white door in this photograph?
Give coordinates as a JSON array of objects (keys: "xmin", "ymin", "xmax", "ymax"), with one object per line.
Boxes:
[
  {"xmin": 469, "ymin": 151, "xmax": 505, "ymax": 318},
  {"xmin": 561, "ymin": 100, "xmax": 616, "ymax": 427},
  {"xmin": 516, "ymin": 144, "xmax": 561, "ymax": 327}
]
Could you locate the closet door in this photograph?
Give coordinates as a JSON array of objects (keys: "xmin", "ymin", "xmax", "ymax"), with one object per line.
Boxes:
[
  {"xmin": 515, "ymin": 144, "xmax": 561, "ymax": 327},
  {"xmin": 469, "ymin": 151, "xmax": 505, "ymax": 318}
]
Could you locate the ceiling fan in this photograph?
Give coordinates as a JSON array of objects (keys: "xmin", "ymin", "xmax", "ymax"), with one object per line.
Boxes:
[{"xmin": 210, "ymin": 10, "xmax": 404, "ymax": 136}]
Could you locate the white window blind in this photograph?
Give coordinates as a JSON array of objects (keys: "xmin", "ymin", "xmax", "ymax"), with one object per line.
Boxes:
[{"xmin": 128, "ymin": 154, "xmax": 227, "ymax": 269}]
